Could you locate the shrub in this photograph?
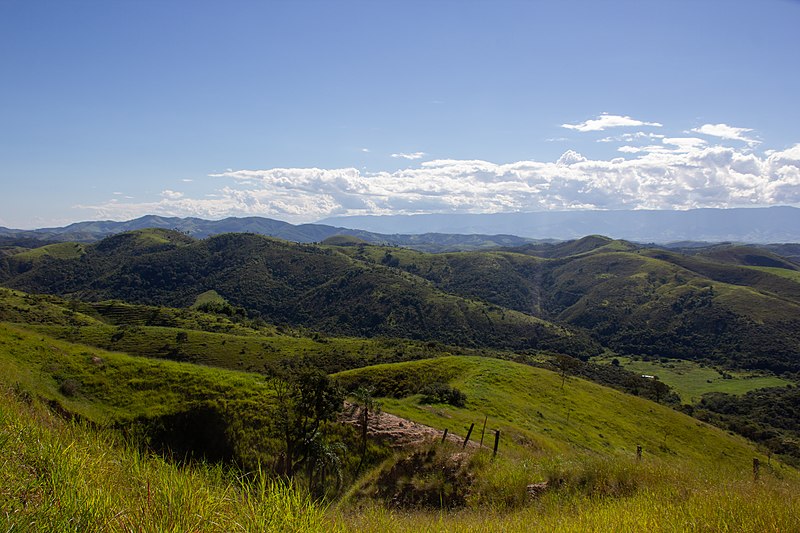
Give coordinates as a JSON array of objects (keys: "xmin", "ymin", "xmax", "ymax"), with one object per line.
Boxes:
[
  {"xmin": 59, "ymin": 378, "xmax": 80, "ymax": 397},
  {"xmin": 419, "ymin": 382, "xmax": 466, "ymax": 407}
]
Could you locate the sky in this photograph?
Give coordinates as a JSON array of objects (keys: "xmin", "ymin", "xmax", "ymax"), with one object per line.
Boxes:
[{"xmin": 1, "ymin": 0, "xmax": 799, "ymax": 229}]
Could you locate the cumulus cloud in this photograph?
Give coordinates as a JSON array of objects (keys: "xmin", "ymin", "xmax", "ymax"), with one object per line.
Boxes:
[
  {"xmin": 391, "ymin": 152, "xmax": 426, "ymax": 160},
  {"xmin": 691, "ymin": 123, "xmax": 758, "ymax": 144},
  {"xmin": 77, "ymin": 143, "xmax": 800, "ymax": 223},
  {"xmin": 562, "ymin": 113, "xmax": 663, "ymax": 132},
  {"xmin": 161, "ymin": 190, "xmax": 184, "ymax": 200},
  {"xmin": 556, "ymin": 150, "xmax": 587, "ymax": 166}
]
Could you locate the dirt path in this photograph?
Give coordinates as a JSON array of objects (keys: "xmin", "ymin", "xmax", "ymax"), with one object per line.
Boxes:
[{"xmin": 340, "ymin": 402, "xmax": 481, "ymax": 449}]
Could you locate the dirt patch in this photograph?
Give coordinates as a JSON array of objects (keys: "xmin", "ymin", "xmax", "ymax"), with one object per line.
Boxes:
[{"xmin": 340, "ymin": 402, "xmax": 480, "ymax": 449}]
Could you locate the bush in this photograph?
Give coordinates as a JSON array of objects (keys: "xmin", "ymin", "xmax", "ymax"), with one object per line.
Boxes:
[
  {"xmin": 419, "ymin": 382, "xmax": 466, "ymax": 407},
  {"xmin": 59, "ymin": 378, "xmax": 80, "ymax": 397}
]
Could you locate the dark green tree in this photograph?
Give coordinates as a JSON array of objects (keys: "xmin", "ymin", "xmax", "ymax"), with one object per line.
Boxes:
[
  {"xmin": 350, "ymin": 386, "xmax": 382, "ymax": 475},
  {"xmin": 269, "ymin": 367, "xmax": 343, "ymax": 478}
]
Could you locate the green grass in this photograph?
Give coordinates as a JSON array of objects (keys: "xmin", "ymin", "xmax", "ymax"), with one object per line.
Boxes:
[
  {"xmin": 0, "ymin": 385, "xmax": 333, "ymax": 532},
  {"xmin": 601, "ymin": 356, "xmax": 792, "ymax": 403},
  {"xmin": 0, "ymin": 321, "xmax": 274, "ymax": 423},
  {"xmin": 0, "ymin": 288, "xmax": 102, "ymax": 326},
  {"xmin": 3, "ymin": 324, "xmax": 800, "ymax": 530},
  {"xmin": 192, "ymin": 289, "xmax": 229, "ymax": 307},
  {"xmin": 746, "ymin": 265, "xmax": 800, "ymax": 282},
  {"xmin": 335, "ymin": 357, "xmax": 780, "ymax": 471},
  {"xmin": 13, "ymin": 241, "xmax": 86, "ymax": 261},
  {"xmin": 336, "ymin": 466, "xmax": 800, "ymax": 532}
]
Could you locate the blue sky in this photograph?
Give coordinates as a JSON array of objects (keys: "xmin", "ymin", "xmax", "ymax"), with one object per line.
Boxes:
[{"xmin": 1, "ymin": 0, "xmax": 799, "ymax": 228}]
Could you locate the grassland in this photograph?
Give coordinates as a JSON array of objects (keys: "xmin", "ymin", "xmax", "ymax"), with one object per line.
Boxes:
[
  {"xmin": 12, "ymin": 241, "xmax": 86, "ymax": 261},
  {"xmin": 600, "ymin": 356, "xmax": 792, "ymax": 403},
  {"xmin": 335, "ymin": 357, "xmax": 777, "ymax": 470},
  {"xmin": 0, "ymin": 385, "xmax": 331, "ymax": 532},
  {"xmin": 2, "ymin": 323, "xmax": 799, "ymax": 530},
  {"xmin": 0, "ymin": 322, "xmax": 274, "ymax": 423}
]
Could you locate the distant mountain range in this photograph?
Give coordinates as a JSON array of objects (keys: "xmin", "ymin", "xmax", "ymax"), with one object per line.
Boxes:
[
  {"xmin": 2, "ymin": 207, "xmax": 800, "ymax": 249},
  {"xmin": 0, "ymin": 215, "xmax": 537, "ymax": 252},
  {"xmin": 321, "ymin": 206, "xmax": 800, "ymax": 243}
]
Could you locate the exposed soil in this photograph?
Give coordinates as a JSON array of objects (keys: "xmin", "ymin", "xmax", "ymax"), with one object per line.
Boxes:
[{"xmin": 340, "ymin": 402, "xmax": 481, "ymax": 449}]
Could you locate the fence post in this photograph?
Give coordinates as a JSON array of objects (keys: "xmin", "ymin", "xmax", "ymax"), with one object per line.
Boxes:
[
  {"xmin": 441, "ymin": 428, "xmax": 448, "ymax": 443},
  {"xmin": 492, "ymin": 430, "xmax": 501, "ymax": 459},
  {"xmin": 479, "ymin": 415, "xmax": 488, "ymax": 447},
  {"xmin": 636, "ymin": 445, "xmax": 642, "ymax": 461},
  {"xmin": 463, "ymin": 423, "xmax": 475, "ymax": 449}
]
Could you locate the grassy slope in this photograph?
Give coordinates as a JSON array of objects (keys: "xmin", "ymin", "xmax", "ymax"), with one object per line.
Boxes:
[
  {"xmin": 5, "ymin": 365, "xmax": 799, "ymax": 533},
  {"xmin": 599, "ymin": 356, "xmax": 792, "ymax": 403},
  {"xmin": 334, "ymin": 357, "xmax": 779, "ymax": 472},
  {"xmin": 0, "ymin": 287, "xmax": 485, "ymax": 376},
  {"xmin": 2, "ymin": 322, "xmax": 799, "ymax": 530},
  {"xmin": 12, "ymin": 241, "xmax": 86, "ymax": 261},
  {"xmin": 0, "ymin": 322, "xmax": 273, "ymax": 423},
  {"xmin": 2, "ymin": 231, "xmax": 590, "ymax": 354},
  {"xmin": 0, "ymin": 385, "xmax": 331, "ymax": 532}
]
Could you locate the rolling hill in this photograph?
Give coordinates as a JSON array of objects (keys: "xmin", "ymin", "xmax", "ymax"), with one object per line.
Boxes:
[
  {"xmin": 0, "ymin": 230, "xmax": 596, "ymax": 355},
  {"xmin": 3, "ymin": 230, "xmax": 800, "ymax": 372}
]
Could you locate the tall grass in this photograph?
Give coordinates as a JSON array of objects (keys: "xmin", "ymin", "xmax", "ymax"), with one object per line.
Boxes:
[
  {"xmin": 0, "ymin": 386, "xmax": 334, "ymax": 532},
  {"xmin": 337, "ymin": 461, "xmax": 800, "ymax": 532}
]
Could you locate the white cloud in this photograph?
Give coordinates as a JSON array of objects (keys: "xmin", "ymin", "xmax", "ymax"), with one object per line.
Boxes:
[
  {"xmin": 361, "ymin": 148, "xmax": 370, "ymax": 153},
  {"xmin": 391, "ymin": 152, "xmax": 426, "ymax": 160},
  {"xmin": 556, "ymin": 150, "xmax": 587, "ymax": 166},
  {"xmin": 78, "ymin": 143, "xmax": 800, "ymax": 223},
  {"xmin": 562, "ymin": 113, "xmax": 663, "ymax": 132},
  {"xmin": 181, "ymin": 178, "xmax": 193, "ymax": 182},
  {"xmin": 691, "ymin": 123, "xmax": 758, "ymax": 144},
  {"xmin": 161, "ymin": 190, "xmax": 184, "ymax": 200},
  {"xmin": 598, "ymin": 132, "xmax": 665, "ymax": 143}
]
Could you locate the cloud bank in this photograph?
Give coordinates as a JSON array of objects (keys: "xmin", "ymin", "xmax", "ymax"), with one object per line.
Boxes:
[{"xmin": 77, "ymin": 142, "xmax": 800, "ymax": 223}]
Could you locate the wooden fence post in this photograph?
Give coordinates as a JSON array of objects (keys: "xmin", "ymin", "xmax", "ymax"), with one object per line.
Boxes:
[
  {"xmin": 479, "ymin": 415, "xmax": 488, "ymax": 447},
  {"xmin": 463, "ymin": 423, "xmax": 475, "ymax": 449},
  {"xmin": 636, "ymin": 445, "xmax": 642, "ymax": 461},
  {"xmin": 441, "ymin": 428, "xmax": 448, "ymax": 443},
  {"xmin": 492, "ymin": 429, "xmax": 501, "ymax": 459}
]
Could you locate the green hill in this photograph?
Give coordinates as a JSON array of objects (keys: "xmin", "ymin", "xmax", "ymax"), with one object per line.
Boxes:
[
  {"xmin": 0, "ymin": 231, "xmax": 597, "ymax": 355},
  {"xmin": 4, "ymin": 230, "xmax": 800, "ymax": 371},
  {"xmin": 334, "ymin": 356, "xmax": 772, "ymax": 468},
  {"xmin": 2, "ymin": 318, "xmax": 800, "ymax": 531}
]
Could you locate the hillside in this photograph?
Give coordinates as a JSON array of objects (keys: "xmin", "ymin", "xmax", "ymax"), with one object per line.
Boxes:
[
  {"xmin": 0, "ymin": 230, "xmax": 597, "ymax": 355},
  {"xmin": 335, "ymin": 356, "xmax": 775, "ymax": 467},
  {"xmin": 4, "ymin": 323, "xmax": 800, "ymax": 531},
  {"xmin": 4, "ymin": 229, "xmax": 800, "ymax": 372},
  {"xmin": 333, "ymin": 237, "xmax": 800, "ymax": 372}
]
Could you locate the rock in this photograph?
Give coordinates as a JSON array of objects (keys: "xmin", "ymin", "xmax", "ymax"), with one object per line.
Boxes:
[{"xmin": 526, "ymin": 481, "xmax": 549, "ymax": 498}]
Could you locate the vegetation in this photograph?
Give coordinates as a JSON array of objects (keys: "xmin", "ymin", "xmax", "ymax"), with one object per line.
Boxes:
[
  {"xmin": 601, "ymin": 355, "xmax": 792, "ymax": 403},
  {"xmin": 0, "ymin": 230, "xmax": 599, "ymax": 356},
  {"xmin": 3, "ymin": 230, "xmax": 800, "ymax": 530},
  {"xmin": 0, "ymin": 385, "xmax": 332, "ymax": 532}
]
